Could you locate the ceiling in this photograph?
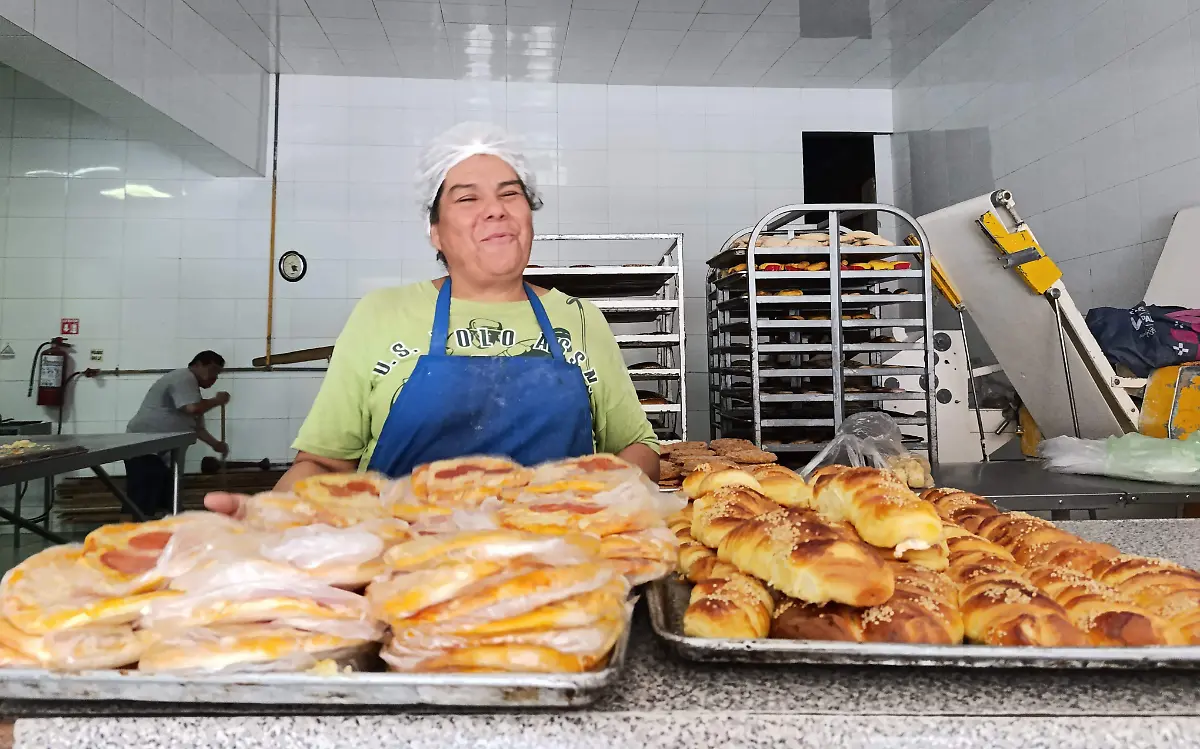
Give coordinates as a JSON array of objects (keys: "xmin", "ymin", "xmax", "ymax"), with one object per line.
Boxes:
[{"xmin": 185, "ymin": 0, "xmax": 993, "ymax": 86}]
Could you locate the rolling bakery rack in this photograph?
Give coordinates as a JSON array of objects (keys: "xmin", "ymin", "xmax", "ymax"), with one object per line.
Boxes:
[
  {"xmin": 524, "ymin": 233, "xmax": 686, "ymax": 442},
  {"xmin": 705, "ymin": 204, "xmax": 936, "ymax": 463}
]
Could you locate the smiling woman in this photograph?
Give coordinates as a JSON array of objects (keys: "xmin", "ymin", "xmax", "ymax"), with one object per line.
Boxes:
[{"xmin": 204, "ymin": 123, "xmax": 659, "ymax": 517}]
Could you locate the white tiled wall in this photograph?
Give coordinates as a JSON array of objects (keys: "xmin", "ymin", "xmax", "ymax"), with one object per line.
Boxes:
[
  {"xmin": 1, "ymin": 69, "xmax": 893, "ymax": 472},
  {"xmin": 893, "ymin": 0, "xmax": 1198, "ymax": 312}
]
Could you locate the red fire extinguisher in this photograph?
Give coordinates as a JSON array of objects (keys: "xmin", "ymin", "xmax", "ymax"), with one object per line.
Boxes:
[{"xmin": 31, "ymin": 337, "xmax": 71, "ymax": 407}]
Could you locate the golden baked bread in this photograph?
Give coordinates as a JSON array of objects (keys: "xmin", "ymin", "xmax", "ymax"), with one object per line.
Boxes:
[
  {"xmin": 858, "ymin": 562, "xmax": 963, "ymax": 645},
  {"xmin": 769, "ymin": 598, "xmax": 861, "ymax": 641},
  {"xmin": 973, "ymin": 512, "xmax": 1119, "ymax": 572},
  {"xmin": 138, "ymin": 623, "xmax": 374, "ymax": 673},
  {"xmin": 497, "ymin": 486, "xmax": 663, "ymax": 537},
  {"xmin": 383, "ymin": 641, "xmax": 611, "ymax": 673},
  {"xmin": 895, "ymin": 539, "xmax": 950, "ymax": 572},
  {"xmin": 745, "ymin": 464, "xmax": 812, "ymax": 508},
  {"xmin": 0, "ymin": 618, "xmax": 149, "ymax": 670},
  {"xmin": 1025, "ymin": 565, "xmax": 1181, "ymax": 646},
  {"xmin": 668, "ymin": 507, "xmax": 738, "ymax": 582},
  {"xmin": 945, "ymin": 536, "xmax": 1086, "ymax": 647},
  {"xmin": 695, "ymin": 468, "xmax": 766, "ymax": 497},
  {"xmin": 690, "ymin": 487, "xmax": 780, "ymax": 549},
  {"xmin": 922, "ymin": 489, "xmax": 1001, "ymax": 532},
  {"xmin": 810, "ymin": 467, "xmax": 943, "ymax": 556},
  {"xmin": 683, "ymin": 573, "xmax": 774, "ymax": 639},
  {"xmin": 383, "ymin": 530, "xmax": 601, "ymax": 571},
  {"xmin": 0, "ymin": 545, "xmax": 176, "ymax": 635},
  {"xmin": 709, "ymin": 438, "xmax": 756, "ymax": 455},
  {"xmin": 294, "ymin": 472, "xmax": 390, "ymax": 503},
  {"xmin": 429, "ymin": 577, "xmax": 630, "ymax": 637},
  {"xmin": 525, "ymin": 453, "xmax": 645, "ymax": 495},
  {"xmin": 717, "ymin": 507, "xmax": 894, "ymax": 606},
  {"xmin": 399, "ymin": 563, "xmax": 617, "ymax": 630},
  {"xmin": 411, "ymin": 456, "xmax": 532, "ymax": 503},
  {"xmin": 1089, "ymin": 555, "xmax": 1200, "ymax": 642}
]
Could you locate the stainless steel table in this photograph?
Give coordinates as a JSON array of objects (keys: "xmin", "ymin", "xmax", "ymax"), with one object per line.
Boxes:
[
  {"xmin": 0, "ymin": 433, "xmax": 196, "ymax": 544},
  {"xmin": 935, "ymin": 460, "xmax": 1200, "ymax": 519}
]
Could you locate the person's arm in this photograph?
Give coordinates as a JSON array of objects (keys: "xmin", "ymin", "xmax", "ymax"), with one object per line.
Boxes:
[
  {"xmin": 577, "ymin": 302, "xmax": 661, "ymax": 479},
  {"xmin": 275, "ymin": 451, "xmax": 359, "ymax": 491},
  {"xmin": 195, "ymin": 420, "xmax": 228, "ymax": 455},
  {"xmin": 181, "ymin": 392, "xmax": 229, "ymax": 416},
  {"xmin": 618, "ymin": 442, "xmax": 660, "ymax": 482}
]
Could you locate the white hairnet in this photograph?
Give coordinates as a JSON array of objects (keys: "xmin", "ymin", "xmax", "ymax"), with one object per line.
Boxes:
[{"xmin": 416, "ymin": 121, "xmax": 541, "ymax": 228}]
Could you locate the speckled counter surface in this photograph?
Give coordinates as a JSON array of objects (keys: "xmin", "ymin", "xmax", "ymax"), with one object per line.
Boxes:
[{"xmin": 13, "ymin": 519, "xmax": 1200, "ymax": 749}]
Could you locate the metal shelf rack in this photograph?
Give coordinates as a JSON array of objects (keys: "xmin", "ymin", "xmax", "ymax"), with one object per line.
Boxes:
[
  {"xmin": 526, "ymin": 233, "xmax": 686, "ymax": 442},
  {"xmin": 705, "ymin": 205, "xmax": 936, "ymax": 463}
]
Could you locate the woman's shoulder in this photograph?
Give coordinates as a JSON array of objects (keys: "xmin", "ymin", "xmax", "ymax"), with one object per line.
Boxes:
[{"xmin": 353, "ymin": 281, "xmax": 437, "ymax": 315}]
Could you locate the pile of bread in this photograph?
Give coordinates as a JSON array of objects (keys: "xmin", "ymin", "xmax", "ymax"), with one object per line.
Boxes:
[
  {"xmin": 658, "ymin": 439, "xmax": 778, "ymax": 491},
  {"xmin": 729, "ymin": 231, "xmax": 895, "ymax": 250},
  {"xmin": 0, "ymin": 454, "xmax": 678, "ymax": 674},
  {"xmin": 671, "ymin": 463, "xmax": 1200, "ymax": 647}
]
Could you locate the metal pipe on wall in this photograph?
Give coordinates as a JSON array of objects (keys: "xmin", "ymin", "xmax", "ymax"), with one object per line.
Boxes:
[{"xmin": 265, "ymin": 71, "xmax": 282, "ymax": 368}]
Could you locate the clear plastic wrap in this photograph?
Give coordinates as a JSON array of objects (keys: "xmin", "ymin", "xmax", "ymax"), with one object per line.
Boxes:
[
  {"xmin": 243, "ymin": 485, "xmax": 392, "ymax": 531},
  {"xmin": 0, "ymin": 545, "xmax": 172, "ymax": 635},
  {"xmin": 498, "ymin": 478, "xmax": 685, "ymax": 537},
  {"xmin": 137, "ymin": 623, "xmax": 378, "ymax": 674},
  {"xmin": 409, "ymin": 456, "xmax": 534, "ymax": 504},
  {"xmin": 524, "ymin": 454, "xmax": 657, "ymax": 496},
  {"xmin": 598, "ymin": 527, "xmax": 680, "ymax": 586},
  {"xmin": 0, "ymin": 617, "xmax": 148, "ymax": 671},
  {"xmin": 382, "ymin": 529, "xmax": 602, "ymax": 571},
  {"xmin": 78, "ymin": 512, "xmax": 245, "ymax": 595},
  {"xmin": 1040, "ymin": 433, "xmax": 1200, "ymax": 485},
  {"xmin": 801, "ymin": 412, "xmax": 933, "ymax": 488}
]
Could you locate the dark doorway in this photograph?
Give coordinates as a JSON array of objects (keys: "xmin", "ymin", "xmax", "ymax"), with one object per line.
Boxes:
[{"xmin": 802, "ymin": 133, "xmax": 876, "ymax": 232}]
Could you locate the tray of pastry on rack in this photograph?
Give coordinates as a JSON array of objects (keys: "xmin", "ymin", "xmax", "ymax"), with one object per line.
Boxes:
[{"xmin": 648, "ymin": 463, "xmax": 1200, "ymax": 669}]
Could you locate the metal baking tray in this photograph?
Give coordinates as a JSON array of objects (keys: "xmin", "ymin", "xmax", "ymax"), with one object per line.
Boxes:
[
  {"xmin": 0, "ymin": 627, "xmax": 631, "ymax": 711},
  {"xmin": 648, "ymin": 578, "xmax": 1200, "ymax": 670}
]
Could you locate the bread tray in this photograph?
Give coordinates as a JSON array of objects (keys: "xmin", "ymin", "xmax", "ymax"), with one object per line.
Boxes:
[
  {"xmin": 648, "ymin": 578, "xmax": 1200, "ymax": 670},
  {"xmin": 0, "ymin": 623, "xmax": 632, "ymax": 714}
]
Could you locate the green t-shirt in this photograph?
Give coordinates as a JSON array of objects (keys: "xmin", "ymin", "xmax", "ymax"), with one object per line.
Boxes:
[{"xmin": 293, "ymin": 281, "xmax": 659, "ymax": 468}]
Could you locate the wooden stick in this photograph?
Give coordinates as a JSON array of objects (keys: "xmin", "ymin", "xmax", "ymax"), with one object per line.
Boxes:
[{"xmin": 219, "ymin": 403, "xmax": 227, "ymax": 490}]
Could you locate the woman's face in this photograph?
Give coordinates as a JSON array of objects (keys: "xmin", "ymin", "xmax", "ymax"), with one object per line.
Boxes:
[{"xmin": 430, "ymin": 154, "xmax": 533, "ymax": 284}]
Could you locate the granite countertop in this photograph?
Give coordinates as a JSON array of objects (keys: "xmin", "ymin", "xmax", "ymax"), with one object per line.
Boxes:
[{"xmin": 15, "ymin": 519, "xmax": 1200, "ymax": 749}]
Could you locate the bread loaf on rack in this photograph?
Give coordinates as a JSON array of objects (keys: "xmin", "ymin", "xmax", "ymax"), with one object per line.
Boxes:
[
  {"xmin": 683, "ymin": 572, "xmax": 774, "ymax": 639},
  {"xmin": 944, "ymin": 527, "xmax": 1086, "ymax": 647},
  {"xmin": 1024, "ymin": 565, "xmax": 1181, "ymax": 647},
  {"xmin": 716, "ymin": 507, "xmax": 894, "ymax": 606},
  {"xmin": 810, "ymin": 467, "xmax": 943, "ymax": 557},
  {"xmin": 690, "ymin": 487, "xmax": 780, "ymax": 550}
]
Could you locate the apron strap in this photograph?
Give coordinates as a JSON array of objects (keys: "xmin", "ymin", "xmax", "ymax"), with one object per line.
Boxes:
[
  {"xmin": 524, "ymin": 283, "xmax": 566, "ymax": 361},
  {"xmin": 429, "ymin": 278, "xmax": 566, "ymax": 362},
  {"xmin": 428, "ymin": 278, "xmax": 454, "ymax": 356}
]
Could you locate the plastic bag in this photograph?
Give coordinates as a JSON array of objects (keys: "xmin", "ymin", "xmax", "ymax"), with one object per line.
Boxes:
[
  {"xmin": 137, "ymin": 623, "xmax": 378, "ymax": 674},
  {"xmin": 499, "ymin": 478, "xmax": 685, "ymax": 537},
  {"xmin": 801, "ymin": 412, "xmax": 933, "ymax": 487},
  {"xmin": 243, "ymin": 485, "xmax": 392, "ymax": 531},
  {"xmin": 525, "ymin": 454, "xmax": 659, "ymax": 496},
  {"xmin": 0, "ymin": 545, "xmax": 171, "ymax": 635},
  {"xmin": 1040, "ymin": 433, "xmax": 1200, "ymax": 485},
  {"xmin": 599, "ymin": 527, "xmax": 679, "ymax": 586},
  {"xmin": 382, "ymin": 529, "xmax": 602, "ymax": 572}
]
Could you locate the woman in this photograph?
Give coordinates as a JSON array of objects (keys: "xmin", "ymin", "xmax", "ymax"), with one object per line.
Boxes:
[{"xmin": 206, "ymin": 123, "xmax": 659, "ymax": 514}]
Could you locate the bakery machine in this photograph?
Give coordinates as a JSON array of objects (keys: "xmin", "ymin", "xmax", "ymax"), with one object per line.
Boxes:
[{"xmin": 704, "ymin": 203, "xmax": 937, "ymax": 465}]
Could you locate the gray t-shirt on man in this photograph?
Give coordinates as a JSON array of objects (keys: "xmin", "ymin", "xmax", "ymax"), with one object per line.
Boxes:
[{"xmin": 126, "ymin": 369, "xmax": 202, "ymax": 434}]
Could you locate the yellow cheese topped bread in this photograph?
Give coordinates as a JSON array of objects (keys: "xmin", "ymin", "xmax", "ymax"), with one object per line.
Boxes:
[
  {"xmin": 411, "ymin": 456, "xmax": 532, "ymax": 503},
  {"xmin": 137, "ymin": 623, "xmax": 375, "ymax": 673}
]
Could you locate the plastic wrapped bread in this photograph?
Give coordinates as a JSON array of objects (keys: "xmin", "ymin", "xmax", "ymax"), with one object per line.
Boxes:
[
  {"xmin": 138, "ymin": 623, "xmax": 377, "ymax": 674},
  {"xmin": 0, "ymin": 617, "xmax": 150, "ymax": 671}
]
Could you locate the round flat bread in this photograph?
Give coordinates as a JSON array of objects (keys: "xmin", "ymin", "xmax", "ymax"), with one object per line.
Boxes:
[
  {"xmin": 710, "ymin": 438, "xmax": 756, "ymax": 455},
  {"xmin": 659, "ymin": 460, "xmax": 682, "ymax": 481},
  {"xmin": 412, "ymin": 457, "xmax": 532, "ymax": 501},
  {"xmin": 725, "ymin": 448, "xmax": 778, "ymax": 465}
]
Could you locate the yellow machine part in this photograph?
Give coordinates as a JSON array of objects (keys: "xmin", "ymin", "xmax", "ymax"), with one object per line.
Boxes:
[
  {"xmin": 905, "ymin": 234, "xmax": 963, "ymax": 309},
  {"xmin": 1140, "ymin": 363, "xmax": 1200, "ymax": 440},
  {"xmin": 1018, "ymin": 406, "xmax": 1042, "ymax": 457},
  {"xmin": 976, "ymin": 212, "xmax": 1062, "ymax": 295}
]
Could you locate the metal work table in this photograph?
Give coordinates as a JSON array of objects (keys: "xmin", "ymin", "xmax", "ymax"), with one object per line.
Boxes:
[
  {"xmin": 0, "ymin": 433, "xmax": 196, "ymax": 543},
  {"xmin": 936, "ymin": 460, "xmax": 1200, "ymax": 518}
]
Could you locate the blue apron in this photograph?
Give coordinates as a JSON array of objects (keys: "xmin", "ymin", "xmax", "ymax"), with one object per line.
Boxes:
[{"xmin": 366, "ymin": 279, "xmax": 595, "ymax": 477}]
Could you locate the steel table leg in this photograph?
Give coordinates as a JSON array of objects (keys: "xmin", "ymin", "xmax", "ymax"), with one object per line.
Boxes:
[
  {"xmin": 170, "ymin": 448, "xmax": 182, "ymax": 515},
  {"xmin": 43, "ymin": 475, "xmax": 52, "ymax": 530},
  {"xmin": 89, "ymin": 465, "xmax": 149, "ymax": 523},
  {"xmin": 11, "ymin": 484, "xmax": 20, "ymax": 554},
  {"xmin": 0, "ymin": 505, "xmax": 66, "ymax": 545}
]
